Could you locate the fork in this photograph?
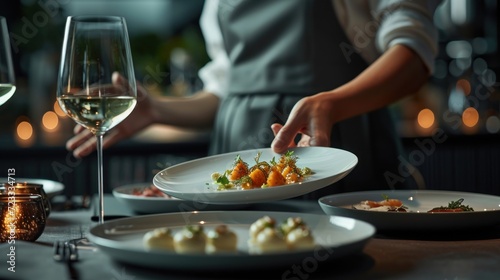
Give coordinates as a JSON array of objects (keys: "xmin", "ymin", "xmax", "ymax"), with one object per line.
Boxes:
[
  {"xmin": 54, "ymin": 240, "xmax": 79, "ymax": 279},
  {"xmin": 53, "ymin": 240, "xmax": 78, "ymax": 262}
]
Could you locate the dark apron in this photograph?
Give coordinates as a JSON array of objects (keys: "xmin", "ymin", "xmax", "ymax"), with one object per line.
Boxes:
[{"xmin": 210, "ymin": 0, "xmax": 412, "ymax": 196}]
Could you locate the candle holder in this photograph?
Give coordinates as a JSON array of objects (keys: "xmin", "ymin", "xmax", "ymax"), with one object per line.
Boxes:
[
  {"xmin": 1, "ymin": 182, "xmax": 51, "ymax": 217},
  {"xmin": 0, "ymin": 194, "xmax": 46, "ymax": 242}
]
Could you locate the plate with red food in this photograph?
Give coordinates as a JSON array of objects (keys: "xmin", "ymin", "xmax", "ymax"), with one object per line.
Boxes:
[
  {"xmin": 318, "ymin": 190, "xmax": 500, "ymax": 231},
  {"xmin": 153, "ymin": 147, "xmax": 358, "ymax": 204},
  {"xmin": 113, "ymin": 183, "xmax": 244, "ymax": 214}
]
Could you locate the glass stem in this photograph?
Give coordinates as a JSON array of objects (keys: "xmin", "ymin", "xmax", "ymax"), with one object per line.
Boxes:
[{"xmin": 96, "ymin": 134, "xmax": 104, "ymax": 224}]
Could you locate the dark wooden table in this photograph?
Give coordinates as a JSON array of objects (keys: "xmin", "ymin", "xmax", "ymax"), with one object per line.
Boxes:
[{"xmin": 1, "ymin": 195, "xmax": 499, "ymax": 280}]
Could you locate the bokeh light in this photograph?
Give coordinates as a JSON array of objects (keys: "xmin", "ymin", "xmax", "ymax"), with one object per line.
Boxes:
[
  {"xmin": 485, "ymin": 116, "xmax": 500, "ymax": 133},
  {"xmin": 42, "ymin": 111, "xmax": 59, "ymax": 131},
  {"xmin": 456, "ymin": 79, "xmax": 471, "ymax": 96},
  {"xmin": 17, "ymin": 121, "xmax": 33, "ymax": 140},
  {"xmin": 54, "ymin": 101, "xmax": 66, "ymax": 117},
  {"xmin": 462, "ymin": 107, "xmax": 479, "ymax": 128},
  {"xmin": 417, "ymin": 108, "xmax": 435, "ymax": 129}
]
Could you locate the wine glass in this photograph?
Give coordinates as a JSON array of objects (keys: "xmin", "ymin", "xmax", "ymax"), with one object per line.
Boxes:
[
  {"xmin": 56, "ymin": 16, "xmax": 137, "ymax": 224},
  {"xmin": 0, "ymin": 16, "xmax": 15, "ymax": 106}
]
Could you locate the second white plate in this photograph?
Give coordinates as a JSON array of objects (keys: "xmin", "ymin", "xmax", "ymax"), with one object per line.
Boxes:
[{"xmin": 113, "ymin": 183, "xmax": 246, "ymax": 213}]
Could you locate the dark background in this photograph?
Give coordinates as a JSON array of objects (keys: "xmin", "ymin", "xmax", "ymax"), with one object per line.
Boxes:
[{"xmin": 0, "ymin": 0, "xmax": 499, "ymax": 197}]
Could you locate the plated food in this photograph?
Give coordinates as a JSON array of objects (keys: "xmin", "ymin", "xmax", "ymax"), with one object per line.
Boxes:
[
  {"xmin": 153, "ymin": 147, "xmax": 358, "ymax": 204},
  {"xmin": 144, "ymin": 223, "xmax": 238, "ymax": 254},
  {"xmin": 353, "ymin": 197, "xmax": 408, "ymax": 212},
  {"xmin": 206, "ymin": 225, "xmax": 238, "ymax": 254},
  {"xmin": 353, "ymin": 196, "xmax": 474, "ymax": 213},
  {"xmin": 173, "ymin": 225, "xmax": 208, "ymax": 254},
  {"xmin": 319, "ymin": 190, "xmax": 500, "ymax": 231},
  {"xmin": 143, "ymin": 227, "xmax": 173, "ymax": 250},
  {"xmin": 143, "ymin": 215, "xmax": 315, "ymax": 255},
  {"xmin": 131, "ymin": 184, "xmax": 171, "ymax": 198},
  {"xmin": 211, "ymin": 151, "xmax": 313, "ymax": 190},
  {"xmin": 427, "ymin": 198, "xmax": 474, "ymax": 213},
  {"xmin": 89, "ymin": 210, "xmax": 375, "ymax": 270},
  {"xmin": 248, "ymin": 216, "xmax": 315, "ymax": 254}
]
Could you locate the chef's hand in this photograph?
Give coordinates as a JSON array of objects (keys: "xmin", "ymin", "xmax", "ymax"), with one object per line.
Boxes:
[{"xmin": 271, "ymin": 94, "xmax": 333, "ymax": 154}]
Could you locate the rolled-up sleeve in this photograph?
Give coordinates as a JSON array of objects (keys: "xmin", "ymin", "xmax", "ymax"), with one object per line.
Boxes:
[
  {"xmin": 373, "ymin": 0, "xmax": 441, "ymax": 74},
  {"xmin": 198, "ymin": 0, "xmax": 230, "ymax": 98}
]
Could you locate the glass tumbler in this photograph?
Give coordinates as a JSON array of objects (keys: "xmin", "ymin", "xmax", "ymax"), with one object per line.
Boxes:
[
  {"xmin": 0, "ymin": 194, "xmax": 47, "ymax": 242},
  {"xmin": 1, "ymin": 183, "xmax": 51, "ymax": 217}
]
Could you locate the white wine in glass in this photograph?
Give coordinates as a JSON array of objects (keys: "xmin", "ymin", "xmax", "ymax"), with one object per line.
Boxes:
[
  {"xmin": 0, "ymin": 16, "xmax": 15, "ymax": 106},
  {"xmin": 57, "ymin": 16, "xmax": 137, "ymax": 224}
]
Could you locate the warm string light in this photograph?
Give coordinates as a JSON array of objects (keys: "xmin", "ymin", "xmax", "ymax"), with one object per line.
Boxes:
[
  {"xmin": 417, "ymin": 108, "xmax": 435, "ymax": 129},
  {"xmin": 54, "ymin": 100, "xmax": 66, "ymax": 117},
  {"xmin": 15, "ymin": 117, "xmax": 35, "ymax": 147},
  {"xmin": 14, "ymin": 104, "xmax": 66, "ymax": 147},
  {"xmin": 462, "ymin": 107, "xmax": 479, "ymax": 128},
  {"xmin": 16, "ymin": 121, "xmax": 33, "ymax": 140},
  {"xmin": 42, "ymin": 111, "xmax": 59, "ymax": 131}
]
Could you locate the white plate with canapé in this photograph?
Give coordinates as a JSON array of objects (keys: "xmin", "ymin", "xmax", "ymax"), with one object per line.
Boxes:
[{"xmin": 88, "ymin": 210, "xmax": 375, "ymax": 271}]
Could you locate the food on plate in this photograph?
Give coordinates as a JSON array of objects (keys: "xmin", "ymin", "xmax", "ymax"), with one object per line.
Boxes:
[
  {"xmin": 279, "ymin": 217, "xmax": 306, "ymax": 236},
  {"xmin": 144, "ymin": 225, "xmax": 236, "ymax": 254},
  {"xmin": 279, "ymin": 217, "xmax": 315, "ymax": 250},
  {"xmin": 173, "ymin": 225, "xmax": 207, "ymax": 254},
  {"xmin": 206, "ymin": 225, "xmax": 238, "ymax": 254},
  {"xmin": 143, "ymin": 216, "xmax": 316, "ymax": 254},
  {"xmin": 352, "ymin": 195, "xmax": 408, "ymax": 212},
  {"xmin": 249, "ymin": 215, "xmax": 276, "ymax": 241},
  {"xmin": 212, "ymin": 151, "xmax": 313, "ymax": 190},
  {"xmin": 352, "ymin": 196, "xmax": 475, "ymax": 213},
  {"xmin": 286, "ymin": 226, "xmax": 315, "ymax": 250},
  {"xmin": 131, "ymin": 185, "xmax": 170, "ymax": 198},
  {"xmin": 428, "ymin": 198, "xmax": 474, "ymax": 213},
  {"xmin": 248, "ymin": 216, "xmax": 315, "ymax": 254},
  {"xmin": 250, "ymin": 227, "xmax": 288, "ymax": 254},
  {"xmin": 143, "ymin": 227, "xmax": 174, "ymax": 250}
]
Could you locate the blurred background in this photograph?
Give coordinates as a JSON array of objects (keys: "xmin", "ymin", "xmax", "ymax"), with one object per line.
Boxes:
[{"xmin": 0, "ymin": 0, "xmax": 499, "ymax": 197}]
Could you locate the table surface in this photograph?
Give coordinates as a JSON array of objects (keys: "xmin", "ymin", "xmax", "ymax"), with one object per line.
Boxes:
[{"xmin": 1, "ymin": 195, "xmax": 500, "ymax": 280}]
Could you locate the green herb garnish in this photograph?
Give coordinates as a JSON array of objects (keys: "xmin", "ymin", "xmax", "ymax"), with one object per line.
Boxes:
[{"xmin": 447, "ymin": 198, "xmax": 474, "ymax": 211}]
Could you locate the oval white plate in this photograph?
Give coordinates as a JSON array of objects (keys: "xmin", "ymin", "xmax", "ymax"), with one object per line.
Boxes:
[
  {"xmin": 319, "ymin": 190, "xmax": 500, "ymax": 231},
  {"xmin": 153, "ymin": 147, "xmax": 357, "ymax": 204},
  {"xmin": 113, "ymin": 183, "xmax": 246, "ymax": 214},
  {"xmin": 88, "ymin": 211, "xmax": 374, "ymax": 271},
  {"xmin": 0, "ymin": 177, "xmax": 65, "ymax": 198}
]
